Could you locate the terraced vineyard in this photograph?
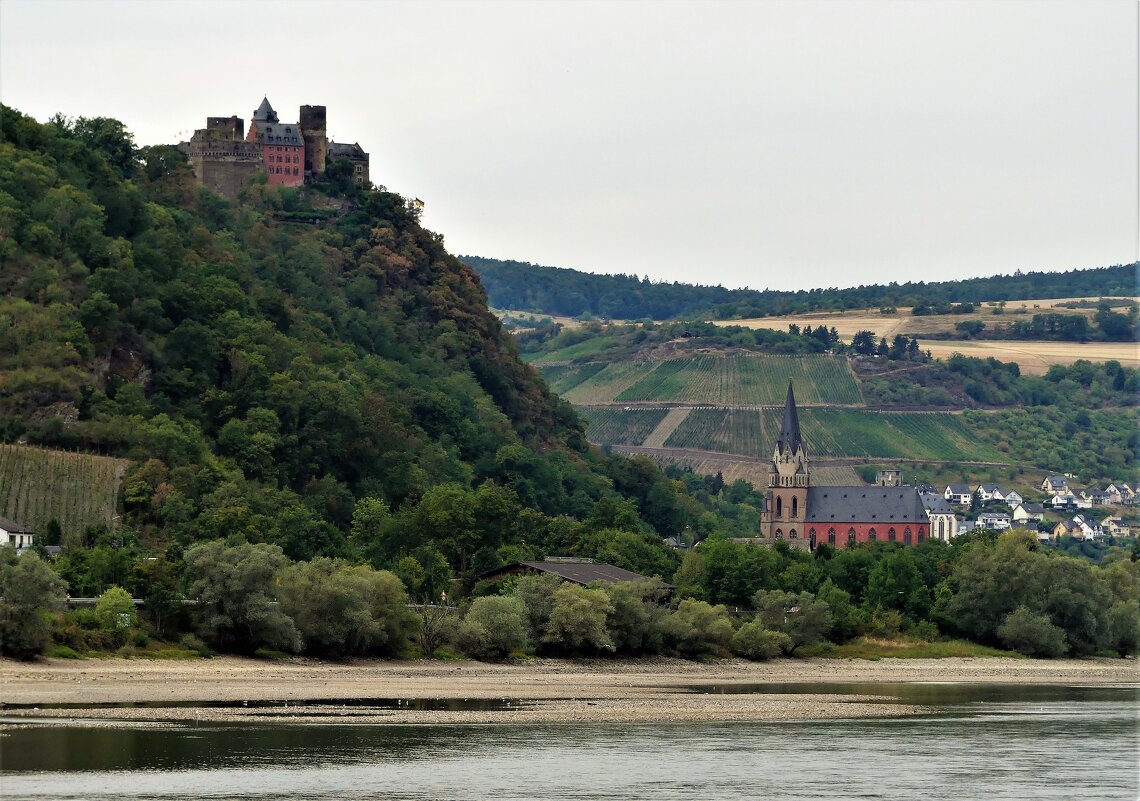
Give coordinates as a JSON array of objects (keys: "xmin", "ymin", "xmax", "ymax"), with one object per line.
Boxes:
[
  {"xmin": 558, "ymin": 354, "xmax": 862, "ymax": 406},
  {"xmin": 0, "ymin": 444, "xmax": 129, "ymax": 538},
  {"xmin": 586, "ymin": 406, "xmax": 1005, "ymax": 463},
  {"xmin": 578, "ymin": 408, "xmax": 670, "ymax": 446},
  {"xmin": 664, "ymin": 408, "xmax": 766, "ymax": 455},
  {"xmin": 770, "ymin": 409, "xmax": 1005, "ymax": 462}
]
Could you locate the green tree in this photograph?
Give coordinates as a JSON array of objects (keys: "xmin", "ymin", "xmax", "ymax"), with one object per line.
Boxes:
[
  {"xmin": 279, "ymin": 558, "xmax": 413, "ymax": 658},
  {"xmin": 513, "ymin": 572, "xmax": 564, "ymax": 640},
  {"xmin": 457, "ymin": 595, "xmax": 528, "ymax": 660},
  {"xmin": 94, "ymin": 585, "xmax": 137, "ymax": 632},
  {"xmin": 660, "ymin": 599, "xmax": 733, "ymax": 657},
  {"xmin": 603, "ymin": 579, "xmax": 666, "ymax": 654},
  {"xmin": 0, "ymin": 551, "xmax": 68, "ymax": 659},
  {"xmin": 542, "ymin": 583, "xmax": 615, "ymax": 655},
  {"xmin": 183, "ymin": 540, "xmax": 301, "ymax": 654},
  {"xmin": 996, "ymin": 606, "xmax": 1067, "ymax": 657},
  {"xmin": 751, "ymin": 589, "xmax": 833, "ymax": 654}
]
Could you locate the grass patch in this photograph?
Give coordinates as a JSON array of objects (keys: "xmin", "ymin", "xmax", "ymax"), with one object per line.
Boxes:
[
  {"xmin": 801, "ymin": 637, "xmax": 1021, "ymax": 659},
  {"xmin": 253, "ymin": 648, "xmax": 294, "ymax": 661},
  {"xmin": 45, "ymin": 644, "xmax": 83, "ymax": 659}
]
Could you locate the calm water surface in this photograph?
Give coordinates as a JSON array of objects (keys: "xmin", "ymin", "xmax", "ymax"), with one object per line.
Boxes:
[{"xmin": 2, "ymin": 683, "xmax": 1137, "ymax": 800}]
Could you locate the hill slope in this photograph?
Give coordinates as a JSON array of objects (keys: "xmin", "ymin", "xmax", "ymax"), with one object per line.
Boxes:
[
  {"xmin": 0, "ymin": 107, "xmax": 737, "ymax": 566},
  {"xmin": 463, "ymin": 254, "xmax": 1138, "ymax": 320}
]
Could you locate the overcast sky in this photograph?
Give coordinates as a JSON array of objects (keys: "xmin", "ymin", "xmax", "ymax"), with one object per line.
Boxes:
[{"xmin": 1, "ymin": 0, "xmax": 1135, "ymax": 291}]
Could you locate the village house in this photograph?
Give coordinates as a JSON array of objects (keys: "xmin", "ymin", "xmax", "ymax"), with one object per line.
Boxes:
[
  {"xmin": 1041, "ymin": 475, "xmax": 1069, "ymax": 495},
  {"xmin": 1011, "ymin": 502, "xmax": 1045, "ymax": 524},
  {"xmin": 0, "ymin": 516, "xmax": 34, "ymax": 548},
  {"xmin": 1049, "ymin": 491, "xmax": 1078, "ymax": 512},
  {"xmin": 1072, "ymin": 514, "xmax": 1104, "ymax": 540},
  {"xmin": 1052, "ymin": 519, "xmax": 1083, "ymax": 540},
  {"xmin": 944, "ymin": 484, "xmax": 973, "ymax": 506},
  {"xmin": 1101, "ymin": 517, "xmax": 1131, "ymax": 537},
  {"xmin": 978, "ymin": 511, "xmax": 1012, "ymax": 531}
]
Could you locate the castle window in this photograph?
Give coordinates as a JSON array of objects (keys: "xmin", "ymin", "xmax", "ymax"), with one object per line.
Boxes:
[
  {"xmin": 888, "ymin": 528, "xmax": 896, "ymax": 542},
  {"xmin": 828, "ymin": 528, "xmax": 836, "ymax": 545}
]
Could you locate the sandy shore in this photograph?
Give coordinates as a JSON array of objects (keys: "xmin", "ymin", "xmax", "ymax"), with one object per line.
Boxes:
[{"xmin": 1, "ymin": 655, "xmax": 1135, "ymax": 727}]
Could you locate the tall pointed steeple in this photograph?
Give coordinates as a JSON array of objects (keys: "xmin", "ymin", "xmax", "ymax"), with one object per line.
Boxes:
[{"xmin": 777, "ymin": 383, "xmax": 803, "ymax": 455}]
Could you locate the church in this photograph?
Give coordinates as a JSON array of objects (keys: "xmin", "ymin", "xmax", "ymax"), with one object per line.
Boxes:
[{"xmin": 757, "ymin": 385, "xmax": 930, "ymax": 550}]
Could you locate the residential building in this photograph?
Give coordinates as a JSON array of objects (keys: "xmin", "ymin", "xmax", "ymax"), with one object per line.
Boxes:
[
  {"xmin": 0, "ymin": 516, "xmax": 34, "ymax": 548},
  {"xmin": 944, "ymin": 484, "xmax": 973, "ymax": 506}
]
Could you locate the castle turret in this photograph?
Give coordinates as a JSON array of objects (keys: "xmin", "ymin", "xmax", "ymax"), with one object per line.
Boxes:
[{"xmin": 299, "ymin": 104, "xmax": 328, "ymax": 177}]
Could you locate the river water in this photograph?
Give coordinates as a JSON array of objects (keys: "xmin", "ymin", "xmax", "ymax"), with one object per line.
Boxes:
[{"xmin": 2, "ymin": 684, "xmax": 1136, "ymax": 800}]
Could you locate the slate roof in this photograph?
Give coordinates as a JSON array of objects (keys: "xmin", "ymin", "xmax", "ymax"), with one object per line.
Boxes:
[
  {"xmin": 252, "ymin": 96, "xmax": 278, "ymax": 123},
  {"xmin": 479, "ymin": 559, "xmax": 673, "ymax": 588},
  {"xmin": 978, "ymin": 483, "xmax": 1002, "ymax": 493},
  {"xmin": 259, "ymin": 122, "xmax": 304, "ymax": 146},
  {"xmin": 1016, "ymin": 502, "xmax": 1045, "ymax": 514},
  {"xmin": 920, "ymin": 493, "xmax": 955, "ymax": 515},
  {"xmin": 776, "ymin": 383, "xmax": 803, "ymax": 455},
  {"xmin": 805, "ymin": 486, "xmax": 928, "ymax": 524},
  {"xmin": 329, "ymin": 141, "xmax": 368, "ymax": 159},
  {"xmin": 0, "ymin": 516, "xmax": 32, "ymax": 533},
  {"xmin": 946, "ymin": 484, "xmax": 971, "ymax": 495}
]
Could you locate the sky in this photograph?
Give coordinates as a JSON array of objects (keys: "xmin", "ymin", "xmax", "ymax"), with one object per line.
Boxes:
[{"xmin": 1, "ymin": 0, "xmax": 1136, "ymax": 291}]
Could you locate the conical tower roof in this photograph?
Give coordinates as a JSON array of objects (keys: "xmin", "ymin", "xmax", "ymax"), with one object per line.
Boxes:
[
  {"xmin": 252, "ymin": 96, "xmax": 278, "ymax": 123},
  {"xmin": 777, "ymin": 383, "xmax": 803, "ymax": 455}
]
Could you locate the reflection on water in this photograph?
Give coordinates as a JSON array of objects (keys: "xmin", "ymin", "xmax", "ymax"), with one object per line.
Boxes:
[{"xmin": 2, "ymin": 684, "xmax": 1137, "ymax": 801}]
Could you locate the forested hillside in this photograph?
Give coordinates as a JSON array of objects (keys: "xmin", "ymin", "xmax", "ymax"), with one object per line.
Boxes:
[
  {"xmin": 0, "ymin": 106, "xmax": 753, "ymax": 574},
  {"xmin": 463, "ymin": 254, "xmax": 1137, "ymax": 320}
]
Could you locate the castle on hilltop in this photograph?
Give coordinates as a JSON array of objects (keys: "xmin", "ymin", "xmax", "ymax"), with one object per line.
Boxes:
[
  {"xmin": 180, "ymin": 97, "xmax": 370, "ymax": 199},
  {"xmin": 758, "ymin": 385, "xmax": 931, "ymax": 550}
]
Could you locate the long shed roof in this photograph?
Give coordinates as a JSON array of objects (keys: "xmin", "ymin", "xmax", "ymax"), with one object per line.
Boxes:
[{"xmin": 479, "ymin": 559, "xmax": 672, "ymax": 588}]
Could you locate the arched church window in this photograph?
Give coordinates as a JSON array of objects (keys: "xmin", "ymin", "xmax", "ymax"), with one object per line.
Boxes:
[
  {"xmin": 904, "ymin": 531, "xmax": 912, "ymax": 545},
  {"xmin": 828, "ymin": 528, "xmax": 836, "ymax": 545},
  {"xmin": 868, "ymin": 528, "xmax": 877, "ymax": 541},
  {"xmin": 847, "ymin": 528, "xmax": 856, "ymax": 542},
  {"xmin": 888, "ymin": 528, "xmax": 896, "ymax": 542},
  {"xmin": 775, "ymin": 529, "xmax": 783, "ymax": 539},
  {"xmin": 790, "ymin": 530, "xmax": 797, "ymax": 539},
  {"xmin": 776, "ymin": 496, "xmax": 782, "ymax": 517},
  {"xmin": 791, "ymin": 497, "xmax": 798, "ymax": 518}
]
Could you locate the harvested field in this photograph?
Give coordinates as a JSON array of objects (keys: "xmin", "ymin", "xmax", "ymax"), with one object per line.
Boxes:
[
  {"xmin": 916, "ymin": 339, "xmax": 1140, "ymax": 375},
  {"xmin": 642, "ymin": 407, "xmax": 692, "ymax": 447}
]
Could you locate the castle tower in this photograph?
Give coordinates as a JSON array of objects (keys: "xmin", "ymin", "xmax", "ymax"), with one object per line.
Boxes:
[
  {"xmin": 299, "ymin": 105, "xmax": 328, "ymax": 177},
  {"xmin": 760, "ymin": 384, "xmax": 810, "ymax": 541}
]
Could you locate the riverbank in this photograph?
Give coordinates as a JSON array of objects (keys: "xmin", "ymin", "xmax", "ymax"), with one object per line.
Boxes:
[{"xmin": 1, "ymin": 655, "xmax": 1134, "ymax": 726}]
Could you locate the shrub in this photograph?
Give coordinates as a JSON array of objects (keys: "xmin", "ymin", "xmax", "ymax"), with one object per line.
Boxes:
[
  {"xmin": 752, "ymin": 589, "xmax": 833, "ymax": 654},
  {"xmin": 457, "ymin": 596, "xmax": 528, "ymax": 660},
  {"xmin": 94, "ymin": 586, "xmax": 137, "ymax": 632},
  {"xmin": 1106, "ymin": 601, "xmax": 1140, "ymax": 656},
  {"xmin": 996, "ymin": 606, "xmax": 1068, "ymax": 657},
  {"xmin": 660, "ymin": 599, "xmax": 733, "ymax": 657},
  {"xmin": 178, "ymin": 633, "xmax": 213, "ymax": 657},
  {"xmin": 731, "ymin": 622, "xmax": 792, "ymax": 660},
  {"xmin": 513, "ymin": 573, "xmax": 564, "ymax": 640}
]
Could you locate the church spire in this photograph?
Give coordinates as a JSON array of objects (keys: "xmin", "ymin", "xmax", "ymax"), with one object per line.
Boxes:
[{"xmin": 777, "ymin": 383, "xmax": 803, "ymax": 455}]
